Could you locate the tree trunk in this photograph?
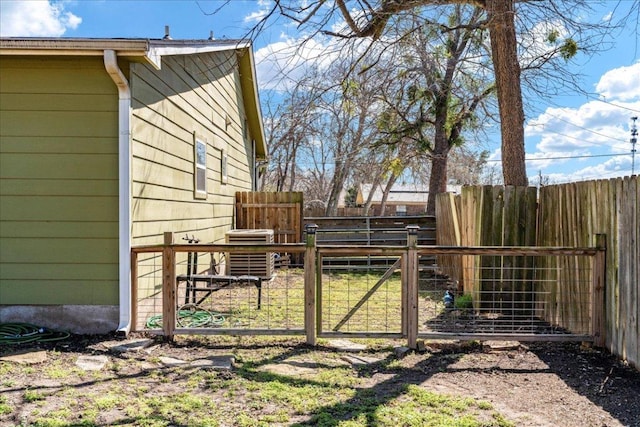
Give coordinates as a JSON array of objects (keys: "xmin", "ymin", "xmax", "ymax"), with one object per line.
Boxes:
[
  {"xmin": 427, "ymin": 154, "xmax": 447, "ymax": 215},
  {"xmin": 363, "ymin": 175, "xmax": 383, "ymax": 216},
  {"xmin": 427, "ymin": 127, "xmax": 450, "ymax": 215},
  {"xmin": 486, "ymin": 0, "xmax": 528, "ymax": 186},
  {"xmin": 286, "ymin": 151, "xmax": 297, "ymax": 192},
  {"xmin": 379, "ymin": 173, "xmax": 399, "ymax": 216},
  {"xmin": 325, "ymin": 159, "xmax": 350, "ymax": 215}
]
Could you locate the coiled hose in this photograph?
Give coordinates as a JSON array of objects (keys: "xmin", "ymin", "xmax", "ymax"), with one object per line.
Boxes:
[
  {"xmin": 0, "ymin": 322, "xmax": 71, "ymax": 344},
  {"xmin": 145, "ymin": 304, "xmax": 225, "ymax": 329}
]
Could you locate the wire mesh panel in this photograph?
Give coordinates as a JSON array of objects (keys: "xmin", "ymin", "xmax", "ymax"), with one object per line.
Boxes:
[
  {"xmin": 133, "ymin": 247, "xmax": 305, "ymax": 333},
  {"xmin": 176, "ymin": 251, "xmax": 304, "ymax": 332},
  {"xmin": 134, "ymin": 242, "xmax": 602, "ymax": 344},
  {"xmin": 418, "ymin": 253, "xmax": 594, "ymax": 340},
  {"xmin": 133, "ymin": 250, "xmax": 164, "ymax": 331},
  {"xmin": 318, "ymin": 252, "xmax": 404, "ymax": 336}
]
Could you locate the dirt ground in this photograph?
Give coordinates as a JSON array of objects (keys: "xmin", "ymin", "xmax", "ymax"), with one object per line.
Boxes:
[
  {"xmin": 414, "ymin": 341, "xmax": 640, "ymax": 426},
  {"xmin": 1, "ymin": 334, "xmax": 639, "ymax": 426}
]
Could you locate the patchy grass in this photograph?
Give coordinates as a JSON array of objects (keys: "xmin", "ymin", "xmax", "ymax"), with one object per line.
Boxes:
[
  {"xmin": 304, "ymin": 384, "xmax": 514, "ymax": 427},
  {"xmin": 142, "ymin": 266, "xmax": 406, "ymax": 334},
  {"xmin": 0, "ymin": 335, "xmax": 516, "ymax": 427}
]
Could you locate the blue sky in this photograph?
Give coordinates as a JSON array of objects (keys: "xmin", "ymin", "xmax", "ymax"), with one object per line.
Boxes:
[{"xmin": 1, "ymin": 0, "xmax": 639, "ymax": 184}]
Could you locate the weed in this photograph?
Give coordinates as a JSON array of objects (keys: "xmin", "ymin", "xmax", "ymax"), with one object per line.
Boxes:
[
  {"xmin": 24, "ymin": 389, "xmax": 46, "ymax": 403},
  {"xmin": 492, "ymin": 411, "xmax": 516, "ymax": 427},
  {"xmin": 44, "ymin": 367, "xmax": 70, "ymax": 379},
  {"xmin": 455, "ymin": 294, "xmax": 474, "ymax": 310},
  {"xmin": 94, "ymin": 393, "xmax": 125, "ymax": 410},
  {"xmin": 0, "ymin": 362, "xmax": 16, "ymax": 376},
  {"xmin": 477, "ymin": 400, "xmax": 494, "ymax": 410},
  {"xmin": 31, "ymin": 408, "xmax": 72, "ymax": 427},
  {"xmin": 0, "ymin": 395, "xmax": 12, "ymax": 415}
]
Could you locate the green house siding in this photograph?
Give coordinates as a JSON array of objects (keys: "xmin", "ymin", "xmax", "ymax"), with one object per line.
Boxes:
[
  {"xmin": 130, "ymin": 51, "xmax": 254, "ymax": 247},
  {"xmin": 0, "ymin": 57, "xmax": 119, "ymax": 305}
]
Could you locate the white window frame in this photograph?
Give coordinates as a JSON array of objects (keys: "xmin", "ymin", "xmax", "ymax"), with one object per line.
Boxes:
[{"xmin": 194, "ymin": 137, "xmax": 207, "ymax": 199}]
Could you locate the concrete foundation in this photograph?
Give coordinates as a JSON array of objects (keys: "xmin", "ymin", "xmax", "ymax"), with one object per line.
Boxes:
[{"xmin": 0, "ymin": 305, "xmax": 119, "ymax": 334}]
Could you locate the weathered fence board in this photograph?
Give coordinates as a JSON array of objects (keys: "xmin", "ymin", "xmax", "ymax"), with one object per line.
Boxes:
[
  {"xmin": 448, "ymin": 186, "xmax": 538, "ymax": 313},
  {"xmin": 435, "ymin": 193, "xmax": 462, "ymax": 290},
  {"xmin": 235, "ymin": 191, "xmax": 304, "ymax": 245},
  {"xmin": 436, "ymin": 177, "xmax": 638, "ymax": 368},
  {"xmin": 617, "ymin": 177, "xmax": 639, "ymax": 365},
  {"xmin": 538, "ymin": 178, "xmax": 638, "ymax": 366}
]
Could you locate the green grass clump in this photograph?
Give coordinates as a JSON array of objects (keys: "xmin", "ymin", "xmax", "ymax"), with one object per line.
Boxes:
[
  {"xmin": 0, "ymin": 395, "xmax": 12, "ymax": 415},
  {"xmin": 455, "ymin": 294, "xmax": 474, "ymax": 310},
  {"xmin": 24, "ymin": 389, "xmax": 46, "ymax": 403}
]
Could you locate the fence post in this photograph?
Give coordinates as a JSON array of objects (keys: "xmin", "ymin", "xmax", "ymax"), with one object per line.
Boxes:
[
  {"xmin": 406, "ymin": 225, "xmax": 420, "ymax": 349},
  {"xmin": 592, "ymin": 234, "xmax": 606, "ymax": 347},
  {"xmin": 163, "ymin": 232, "xmax": 176, "ymax": 340},
  {"xmin": 305, "ymin": 224, "xmax": 318, "ymax": 346}
]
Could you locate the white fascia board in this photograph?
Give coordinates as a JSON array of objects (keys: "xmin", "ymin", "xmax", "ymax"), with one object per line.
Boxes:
[
  {"xmin": 241, "ymin": 46, "xmax": 267, "ymax": 158},
  {"xmin": 0, "ymin": 38, "xmax": 251, "ymax": 70},
  {"xmin": 147, "ymin": 39, "xmax": 250, "ymax": 69}
]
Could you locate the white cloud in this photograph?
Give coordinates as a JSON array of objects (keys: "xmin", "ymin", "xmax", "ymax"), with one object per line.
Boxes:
[
  {"xmin": 479, "ymin": 59, "xmax": 639, "ymax": 182},
  {"xmin": 595, "ymin": 61, "xmax": 640, "ymax": 101},
  {"xmin": 524, "ymin": 60, "xmax": 640, "ymax": 179},
  {"xmin": 544, "ymin": 154, "xmax": 631, "ymax": 183},
  {"xmin": 0, "ymin": 0, "xmax": 81, "ymax": 37},
  {"xmin": 244, "ymin": 0, "xmax": 271, "ymax": 24},
  {"xmin": 254, "ymin": 35, "xmax": 344, "ymax": 91},
  {"xmin": 526, "ymin": 101, "xmax": 632, "ymax": 156}
]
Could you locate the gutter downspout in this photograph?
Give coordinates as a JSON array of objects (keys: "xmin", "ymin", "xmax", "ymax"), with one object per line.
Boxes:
[{"xmin": 104, "ymin": 49, "xmax": 132, "ymax": 336}]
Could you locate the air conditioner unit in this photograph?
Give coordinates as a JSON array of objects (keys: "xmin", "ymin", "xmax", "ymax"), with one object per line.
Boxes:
[{"xmin": 225, "ymin": 229, "xmax": 275, "ymax": 279}]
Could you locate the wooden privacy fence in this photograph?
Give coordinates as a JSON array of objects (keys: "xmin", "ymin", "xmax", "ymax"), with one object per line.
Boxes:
[
  {"xmin": 436, "ymin": 187, "xmax": 537, "ymax": 295},
  {"xmin": 305, "ymin": 216, "xmax": 436, "ymax": 246},
  {"xmin": 131, "ymin": 227, "xmax": 606, "ymax": 348},
  {"xmin": 436, "ymin": 176, "xmax": 638, "ymax": 368},
  {"xmin": 538, "ymin": 177, "xmax": 639, "ymax": 369},
  {"xmin": 236, "ymin": 191, "xmax": 304, "ymax": 245},
  {"xmin": 236, "ymin": 192, "xmax": 435, "ymax": 250}
]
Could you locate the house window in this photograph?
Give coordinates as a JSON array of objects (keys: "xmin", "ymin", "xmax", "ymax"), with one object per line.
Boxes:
[
  {"xmin": 194, "ymin": 138, "xmax": 207, "ymax": 199},
  {"xmin": 396, "ymin": 205, "xmax": 407, "ymax": 216}
]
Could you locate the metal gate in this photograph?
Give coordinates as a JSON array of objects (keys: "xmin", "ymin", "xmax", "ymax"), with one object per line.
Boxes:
[{"xmin": 315, "ymin": 234, "xmax": 605, "ymax": 346}]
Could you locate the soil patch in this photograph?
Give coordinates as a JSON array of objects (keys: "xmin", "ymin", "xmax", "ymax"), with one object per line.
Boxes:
[{"xmin": 1, "ymin": 334, "xmax": 638, "ymax": 426}]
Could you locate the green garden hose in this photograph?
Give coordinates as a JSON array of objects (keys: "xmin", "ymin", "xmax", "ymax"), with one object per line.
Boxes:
[
  {"xmin": 145, "ymin": 305, "xmax": 226, "ymax": 329},
  {"xmin": 0, "ymin": 322, "xmax": 71, "ymax": 344}
]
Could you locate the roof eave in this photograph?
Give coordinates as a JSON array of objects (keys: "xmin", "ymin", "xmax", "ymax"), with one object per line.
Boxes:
[
  {"xmin": 0, "ymin": 37, "xmax": 267, "ymax": 155},
  {"xmin": 237, "ymin": 46, "xmax": 267, "ymax": 159},
  {"xmin": 0, "ymin": 37, "xmax": 252, "ymax": 70}
]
